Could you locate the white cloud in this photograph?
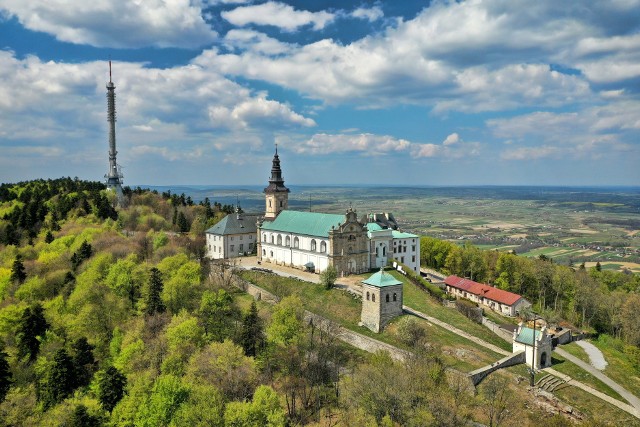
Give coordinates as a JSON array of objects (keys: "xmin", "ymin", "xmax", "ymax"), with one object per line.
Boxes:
[
  {"xmin": 223, "ymin": 29, "xmax": 293, "ymax": 55},
  {"xmin": 411, "ymin": 134, "xmax": 481, "ymax": 159},
  {"xmin": 287, "ymin": 133, "xmax": 411, "ymax": 155},
  {"xmin": 0, "ymin": 0, "xmax": 217, "ymax": 48},
  {"xmin": 500, "ymin": 146, "xmax": 560, "ymax": 160},
  {"xmin": 351, "ymin": 6, "xmax": 383, "ymax": 22},
  {"xmin": 221, "ymin": 2, "xmax": 334, "ymax": 31},
  {"xmin": 208, "ymin": 96, "xmax": 316, "ymax": 129}
]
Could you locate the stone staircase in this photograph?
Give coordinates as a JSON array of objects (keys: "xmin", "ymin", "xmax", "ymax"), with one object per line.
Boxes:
[{"xmin": 536, "ymin": 374, "xmax": 568, "ymax": 392}]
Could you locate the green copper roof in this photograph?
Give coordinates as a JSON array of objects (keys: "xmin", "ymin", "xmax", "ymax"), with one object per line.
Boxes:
[
  {"xmin": 261, "ymin": 210, "xmax": 344, "ymax": 237},
  {"xmin": 206, "ymin": 214, "xmax": 258, "ymax": 235},
  {"xmin": 515, "ymin": 327, "xmax": 541, "ymax": 345},
  {"xmin": 362, "ymin": 269, "xmax": 403, "ymax": 287},
  {"xmin": 392, "ymin": 230, "xmax": 418, "ymax": 239},
  {"xmin": 366, "ymin": 223, "xmax": 384, "ymax": 232}
]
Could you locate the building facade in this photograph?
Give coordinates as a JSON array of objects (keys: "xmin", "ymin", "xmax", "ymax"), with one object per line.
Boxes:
[
  {"xmin": 512, "ymin": 324, "xmax": 553, "ymax": 370},
  {"xmin": 205, "ymin": 212, "xmax": 258, "ymax": 259},
  {"xmin": 444, "ymin": 275, "xmax": 531, "ymax": 317}
]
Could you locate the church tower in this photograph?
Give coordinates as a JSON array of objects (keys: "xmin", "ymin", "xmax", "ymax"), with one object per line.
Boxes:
[{"xmin": 264, "ymin": 146, "xmax": 289, "ymax": 220}]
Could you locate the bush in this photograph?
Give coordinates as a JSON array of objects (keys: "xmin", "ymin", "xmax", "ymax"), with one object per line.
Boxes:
[
  {"xmin": 455, "ymin": 298, "xmax": 483, "ymax": 324},
  {"xmin": 320, "ymin": 265, "xmax": 338, "ymax": 290}
]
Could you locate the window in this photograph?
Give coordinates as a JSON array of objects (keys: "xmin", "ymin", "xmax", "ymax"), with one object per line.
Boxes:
[
  {"xmin": 386, "ymin": 294, "xmax": 390, "ymax": 303},
  {"xmin": 280, "ymin": 200, "xmax": 283, "ymax": 207},
  {"xmin": 311, "ymin": 239, "xmax": 316, "ymax": 251},
  {"xmin": 320, "ymin": 241, "xmax": 326, "ymax": 253},
  {"xmin": 277, "ymin": 234, "xmax": 282, "ymax": 245},
  {"xmin": 285, "ymin": 236, "xmax": 290, "ymax": 246},
  {"xmin": 412, "ymin": 256, "xmax": 416, "ymax": 262},
  {"xmin": 393, "ymin": 293, "xmax": 397, "ymax": 302},
  {"xmin": 294, "ymin": 237, "xmax": 299, "ymax": 248},
  {"xmin": 375, "ymin": 247, "xmax": 379, "ymax": 256},
  {"xmin": 262, "ymin": 249, "xmax": 266, "ymax": 256},
  {"xmin": 269, "ymin": 199, "xmax": 272, "ymax": 207},
  {"xmin": 348, "ymin": 234, "xmax": 356, "ymax": 241},
  {"xmin": 366, "ymin": 292, "xmax": 370, "ymax": 301},
  {"xmin": 263, "ymin": 233, "xmax": 267, "ymax": 242},
  {"xmin": 231, "ymin": 236, "xmax": 234, "ymax": 241},
  {"xmin": 270, "ymin": 251, "xmax": 273, "ymax": 257},
  {"xmin": 248, "ymin": 244, "xmax": 253, "ymax": 251},
  {"xmin": 372, "ymin": 294, "xmax": 375, "ymax": 302},
  {"xmin": 208, "ymin": 245, "xmax": 211, "ymax": 251},
  {"xmin": 383, "ymin": 247, "xmax": 386, "ymax": 256},
  {"xmin": 240, "ymin": 235, "xmax": 243, "ymax": 240},
  {"xmin": 393, "ymin": 248, "xmax": 397, "ymax": 253},
  {"xmin": 271, "ymin": 235, "xmax": 274, "ymax": 244},
  {"xmin": 401, "ymin": 257, "xmax": 404, "ymax": 263},
  {"xmin": 240, "ymin": 244, "xmax": 244, "ymax": 252},
  {"xmin": 412, "ymin": 245, "xmax": 416, "ymax": 252},
  {"xmin": 230, "ymin": 245, "xmax": 234, "ymax": 252},
  {"xmin": 250, "ymin": 235, "xmax": 253, "ymax": 240}
]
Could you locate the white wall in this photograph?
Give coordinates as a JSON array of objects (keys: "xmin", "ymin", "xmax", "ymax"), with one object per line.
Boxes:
[
  {"xmin": 260, "ymin": 231, "xmax": 329, "ymax": 272},
  {"xmin": 206, "ymin": 232, "xmax": 255, "ymax": 259}
]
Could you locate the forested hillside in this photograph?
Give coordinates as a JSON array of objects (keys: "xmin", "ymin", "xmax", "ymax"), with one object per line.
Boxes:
[{"xmin": 421, "ymin": 237, "xmax": 640, "ymax": 362}]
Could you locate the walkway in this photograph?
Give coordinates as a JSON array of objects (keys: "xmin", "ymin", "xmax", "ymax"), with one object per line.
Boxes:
[
  {"xmin": 575, "ymin": 340, "xmax": 607, "ymax": 370},
  {"xmin": 402, "ymin": 306, "xmax": 511, "ymax": 357},
  {"xmin": 555, "ymin": 347, "xmax": 640, "ymax": 411},
  {"xmin": 545, "ymin": 368, "xmax": 640, "ymax": 419}
]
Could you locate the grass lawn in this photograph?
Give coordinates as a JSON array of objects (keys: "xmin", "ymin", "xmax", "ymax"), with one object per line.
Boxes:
[
  {"xmin": 554, "ymin": 386, "xmax": 640, "ymax": 426},
  {"xmin": 238, "ymin": 270, "xmax": 503, "ymax": 372},
  {"xmin": 550, "ymin": 353, "xmax": 623, "ymax": 401},
  {"xmin": 395, "ymin": 270, "xmax": 513, "ymax": 352}
]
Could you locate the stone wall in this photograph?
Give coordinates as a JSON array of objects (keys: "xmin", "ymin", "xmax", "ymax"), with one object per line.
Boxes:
[
  {"xmin": 481, "ymin": 317, "xmax": 514, "ymax": 342},
  {"xmin": 468, "ymin": 351, "xmax": 526, "ymax": 386}
]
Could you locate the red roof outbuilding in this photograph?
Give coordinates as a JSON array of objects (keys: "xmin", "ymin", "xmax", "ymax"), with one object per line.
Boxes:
[{"xmin": 444, "ymin": 275, "xmax": 523, "ymax": 306}]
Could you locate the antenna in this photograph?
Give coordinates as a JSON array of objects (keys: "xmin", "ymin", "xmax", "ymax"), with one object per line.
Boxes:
[{"xmin": 109, "ymin": 60, "xmax": 112, "ymax": 83}]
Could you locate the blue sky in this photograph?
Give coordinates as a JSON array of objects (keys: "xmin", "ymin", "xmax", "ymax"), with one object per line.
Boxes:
[{"xmin": 0, "ymin": 0, "xmax": 639, "ymax": 186}]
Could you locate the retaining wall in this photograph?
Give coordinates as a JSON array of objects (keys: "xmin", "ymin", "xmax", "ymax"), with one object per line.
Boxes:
[
  {"xmin": 468, "ymin": 351, "xmax": 526, "ymax": 386},
  {"xmin": 481, "ymin": 317, "xmax": 514, "ymax": 343}
]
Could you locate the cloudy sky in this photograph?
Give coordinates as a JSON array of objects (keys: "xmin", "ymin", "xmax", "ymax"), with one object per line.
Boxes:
[{"xmin": 1, "ymin": 0, "xmax": 639, "ymax": 186}]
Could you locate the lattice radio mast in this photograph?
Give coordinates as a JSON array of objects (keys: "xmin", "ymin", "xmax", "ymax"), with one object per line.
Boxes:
[{"xmin": 105, "ymin": 60, "xmax": 124, "ymax": 203}]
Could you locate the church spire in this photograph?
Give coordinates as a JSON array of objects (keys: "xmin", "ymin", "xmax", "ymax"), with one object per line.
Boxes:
[{"xmin": 264, "ymin": 145, "xmax": 290, "ymax": 194}]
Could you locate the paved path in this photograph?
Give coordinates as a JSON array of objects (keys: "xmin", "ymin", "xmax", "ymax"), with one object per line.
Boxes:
[
  {"xmin": 403, "ymin": 305, "xmax": 511, "ymax": 357},
  {"xmin": 555, "ymin": 347, "xmax": 640, "ymax": 411},
  {"xmin": 546, "ymin": 368, "xmax": 640, "ymax": 419},
  {"xmin": 575, "ymin": 340, "xmax": 607, "ymax": 370}
]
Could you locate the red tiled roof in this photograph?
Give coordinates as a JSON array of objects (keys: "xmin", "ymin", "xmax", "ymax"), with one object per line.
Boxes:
[{"xmin": 444, "ymin": 275, "xmax": 523, "ymax": 306}]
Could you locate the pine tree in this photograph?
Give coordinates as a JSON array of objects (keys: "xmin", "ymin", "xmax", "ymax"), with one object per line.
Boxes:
[
  {"xmin": 16, "ymin": 303, "xmax": 49, "ymax": 361},
  {"xmin": 44, "ymin": 230, "xmax": 54, "ymax": 243},
  {"xmin": 39, "ymin": 348, "xmax": 75, "ymax": 409},
  {"xmin": 146, "ymin": 268, "xmax": 165, "ymax": 316},
  {"xmin": 97, "ymin": 366, "xmax": 126, "ymax": 412},
  {"xmin": 71, "ymin": 337, "xmax": 95, "ymax": 388},
  {"xmin": 177, "ymin": 211, "xmax": 189, "ymax": 233},
  {"xmin": 10, "ymin": 254, "xmax": 26, "ymax": 284},
  {"xmin": 0, "ymin": 347, "xmax": 12, "ymax": 403},
  {"xmin": 240, "ymin": 301, "xmax": 263, "ymax": 357},
  {"xmin": 69, "ymin": 404, "xmax": 101, "ymax": 427},
  {"xmin": 595, "ymin": 261, "xmax": 602, "ymax": 272}
]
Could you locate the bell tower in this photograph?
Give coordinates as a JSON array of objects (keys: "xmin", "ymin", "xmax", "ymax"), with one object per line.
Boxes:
[{"xmin": 264, "ymin": 145, "xmax": 289, "ymax": 220}]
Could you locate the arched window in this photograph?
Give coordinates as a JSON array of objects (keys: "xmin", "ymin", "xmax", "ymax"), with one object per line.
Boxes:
[
  {"xmin": 375, "ymin": 247, "xmax": 379, "ymax": 256},
  {"xmin": 372, "ymin": 294, "xmax": 375, "ymax": 302},
  {"xmin": 270, "ymin": 251, "xmax": 273, "ymax": 257},
  {"xmin": 386, "ymin": 294, "xmax": 390, "ymax": 303},
  {"xmin": 366, "ymin": 292, "xmax": 370, "ymax": 301},
  {"xmin": 393, "ymin": 293, "xmax": 397, "ymax": 302},
  {"xmin": 277, "ymin": 234, "xmax": 282, "ymax": 245},
  {"xmin": 262, "ymin": 249, "xmax": 266, "ymax": 256},
  {"xmin": 348, "ymin": 234, "xmax": 356, "ymax": 241},
  {"xmin": 311, "ymin": 239, "xmax": 316, "ymax": 251},
  {"xmin": 271, "ymin": 235, "xmax": 274, "ymax": 244},
  {"xmin": 383, "ymin": 247, "xmax": 386, "ymax": 256},
  {"xmin": 262, "ymin": 233, "xmax": 267, "ymax": 242},
  {"xmin": 285, "ymin": 236, "xmax": 290, "ymax": 246},
  {"xmin": 269, "ymin": 199, "xmax": 272, "ymax": 207},
  {"xmin": 320, "ymin": 241, "xmax": 327, "ymax": 253},
  {"xmin": 293, "ymin": 237, "xmax": 299, "ymax": 248}
]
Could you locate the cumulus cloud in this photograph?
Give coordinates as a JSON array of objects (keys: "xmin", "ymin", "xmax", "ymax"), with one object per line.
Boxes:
[
  {"xmin": 287, "ymin": 133, "xmax": 411, "ymax": 155},
  {"xmin": 489, "ymin": 101, "xmax": 640, "ymax": 160},
  {"xmin": 223, "ymin": 29, "xmax": 293, "ymax": 55},
  {"xmin": 209, "ymin": 96, "xmax": 316, "ymax": 129},
  {"xmin": 221, "ymin": 2, "xmax": 335, "ymax": 31},
  {"xmin": 351, "ymin": 6, "xmax": 383, "ymax": 22},
  {"xmin": 411, "ymin": 133, "xmax": 481, "ymax": 159},
  {"xmin": 199, "ymin": 0, "xmax": 640, "ymax": 112},
  {"xmin": 0, "ymin": 0, "xmax": 217, "ymax": 48}
]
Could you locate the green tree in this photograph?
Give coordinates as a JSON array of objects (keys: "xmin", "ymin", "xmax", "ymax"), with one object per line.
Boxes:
[
  {"xmin": 16, "ymin": 303, "xmax": 49, "ymax": 361},
  {"xmin": 620, "ymin": 293, "xmax": 640, "ymax": 346},
  {"xmin": 69, "ymin": 404, "xmax": 102, "ymax": 427},
  {"xmin": 240, "ymin": 301, "xmax": 263, "ymax": 357},
  {"xmin": 10, "ymin": 254, "xmax": 26, "ymax": 284},
  {"xmin": 170, "ymin": 384, "xmax": 224, "ymax": 427},
  {"xmin": 267, "ymin": 295, "xmax": 305, "ymax": 346},
  {"xmin": 135, "ymin": 375, "xmax": 190, "ymax": 427},
  {"xmin": 44, "ymin": 230, "xmax": 54, "ymax": 244},
  {"xmin": 146, "ymin": 267, "xmax": 165, "ymax": 316},
  {"xmin": 177, "ymin": 211, "xmax": 189, "ymax": 233},
  {"xmin": 71, "ymin": 337, "xmax": 95, "ymax": 388},
  {"xmin": 320, "ymin": 265, "xmax": 338, "ymax": 290},
  {"xmin": 38, "ymin": 348, "xmax": 75, "ymax": 409},
  {"xmin": 199, "ymin": 289, "xmax": 238, "ymax": 342},
  {"xmin": 97, "ymin": 366, "xmax": 127, "ymax": 412},
  {"xmin": 0, "ymin": 347, "xmax": 12, "ymax": 403},
  {"xmin": 224, "ymin": 385, "xmax": 286, "ymax": 427}
]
